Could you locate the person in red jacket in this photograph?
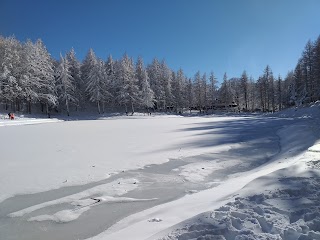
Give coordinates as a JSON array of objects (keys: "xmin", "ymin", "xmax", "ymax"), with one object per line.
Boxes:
[{"xmin": 8, "ymin": 112, "xmax": 15, "ymax": 120}]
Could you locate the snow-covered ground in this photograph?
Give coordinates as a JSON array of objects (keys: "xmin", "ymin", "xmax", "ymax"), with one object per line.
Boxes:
[
  {"xmin": 1, "ymin": 105, "xmax": 320, "ymax": 240},
  {"xmin": 0, "ymin": 113, "xmax": 61, "ymax": 127}
]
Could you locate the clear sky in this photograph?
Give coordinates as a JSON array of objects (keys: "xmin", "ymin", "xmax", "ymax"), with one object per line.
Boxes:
[{"xmin": 1, "ymin": 0, "xmax": 320, "ymax": 83}]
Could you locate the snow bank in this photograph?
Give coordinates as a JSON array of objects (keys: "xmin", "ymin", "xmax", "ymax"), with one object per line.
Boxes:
[{"xmin": 160, "ymin": 156, "xmax": 320, "ymax": 240}]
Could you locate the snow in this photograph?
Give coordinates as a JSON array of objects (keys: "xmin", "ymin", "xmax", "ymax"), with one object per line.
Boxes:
[
  {"xmin": 1, "ymin": 105, "xmax": 320, "ymax": 240},
  {"xmin": 0, "ymin": 114, "xmax": 247, "ymax": 203},
  {"xmin": 85, "ymin": 107, "xmax": 320, "ymax": 240},
  {"xmin": 157, "ymin": 157, "xmax": 320, "ymax": 240},
  {"xmin": 0, "ymin": 114, "xmax": 61, "ymax": 127},
  {"xmin": 174, "ymin": 159, "xmax": 241, "ymax": 183}
]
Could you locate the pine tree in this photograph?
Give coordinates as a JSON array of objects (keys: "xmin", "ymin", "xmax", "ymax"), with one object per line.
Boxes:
[
  {"xmin": 314, "ymin": 36, "xmax": 320, "ymax": 100},
  {"xmin": 20, "ymin": 40, "xmax": 40, "ymax": 113},
  {"xmin": 135, "ymin": 56, "xmax": 145, "ymax": 90},
  {"xmin": 105, "ymin": 55, "xmax": 116, "ymax": 107},
  {"xmin": 31, "ymin": 39, "xmax": 57, "ymax": 116},
  {"xmin": 229, "ymin": 77, "xmax": 241, "ymax": 111},
  {"xmin": 208, "ymin": 72, "xmax": 218, "ymax": 112},
  {"xmin": 201, "ymin": 73, "xmax": 208, "ymax": 113},
  {"xmin": 277, "ymin": 76, "xmax": 282, "ymax": 111},
  {"xmin": 293, "ymin": 60, "xmax": 306, "ymax": 106},
  {"xmin": 160, "ymin": 60, "xmax": 173, "ymax": 110},
  {"xmin": 0, "ymin": 37, "xmax": 24, "ymax": 111},
  {"xmin": 240, "ymin": 71, "xmax": 249, "ymax": 111},
  {"xmin": 140, "ymin": 68, "xmax": 155, "ymax": 111},
  {"xmin": 117, "ymin": 54, "xmax": 140, "ymax": 114},
  {"xmin": 135, "ymin": 57, "xmax": 155, "ymax": 111},
  {"xmin": 56, "ymin": 54, "xmax": 77, "ymax": 116},
  {"xmin": 313, "ymin": 36, "xmax": 320, "ymax": 100},
  {"xmin": 173, "ymin": 69, "xmax": 186, "ymax": 113},
  {"xmin": 81, "ymin": 49, "xmax": 97, "ymax": 105},
  {"xmin": 194, "ymin": 71, "xmax": 202, "ymax": 112},
  {"xmin": 220, "ymin": 73, "xmax": 231, "ymax": 109},
  {"xmin": 86, "ymin": 57, "xmax": 111, "ymax": 114},
  {"xmin": 147, "ymin": 58, "xmax": 163, "ymax": 110},
  {"xmin": 301, "ymin": 40, "xmax": 315, "ymax": 101},
  {"xmin": 66, "ymin": 48, "xmax": 82, "ymax": 110},
  {"xmin": 248, "ymin": 77, "xmax": 256, "ymax": 111},
  {"xmin": 283, "ymin": 71, "xmax": 295, "ymax": 107}
]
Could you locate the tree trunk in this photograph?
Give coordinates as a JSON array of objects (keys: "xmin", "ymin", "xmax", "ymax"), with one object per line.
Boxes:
[
  {"xmin": 16, "ymin": 99, "xmax": 20, "ymax": 112},
  {"xmin": 46, "ymin": 103, "xmax": 50, "ymax": 118},
  {"xmin": 28, "ymin": 100, "xmax": 32, "ymax": 114},
  {"xmin": 66, "ymin": 98, "xmax": 70, "ymax": 116},
  {"xmin": 97, "ymin": 101, "xmax": 101, "ymax": 114},
  {"xmin": 131, "ymin": 100, "xmax": 134, "ymax": 115}
]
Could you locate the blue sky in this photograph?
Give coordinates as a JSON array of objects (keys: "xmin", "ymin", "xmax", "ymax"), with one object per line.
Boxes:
[{"xmin": 1, "ymin": 0, "xmax": 320, "ymax": 83}]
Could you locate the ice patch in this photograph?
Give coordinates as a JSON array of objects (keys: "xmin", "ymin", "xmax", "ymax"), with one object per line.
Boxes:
[
  {"xmin": 9, "ymin": 178, "xmax": 139, "ymax": 218},
  {"xmin": 28, "ymin": 196, "xmax": 157, "ymax": 223},
  {"xmin": 28, "ymin": 207, "xmax": 90, "ymax": 223}
]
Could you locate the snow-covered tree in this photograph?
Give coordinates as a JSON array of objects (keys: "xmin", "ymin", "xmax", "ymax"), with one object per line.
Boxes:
[
  {"xmin": 208, "ymin": 71, "xmax": 218, "ymax": 111},
  {"xmin": 201, "ymin": 73, "xmax": 208, "ymax": 112},
  {"xmin": 186, "ymin": 77, "xmax": 194, "ymax": 113},
  {"xmin": 160, "ymin": 60, "xmax": 173, "ymax": 109},
  {"xmin": 172, "ymin": 69, "xmax": 186, "ymax": 113},
  {"xmin": 104, "ymin": 55, "xmax": 118, "ymax": 108},
  {"xmin": 117, "ymin": 54, "xmax": 140, "ymax": 113},
  {"xmin": 0, "ymin": 37, "xmax": 23, "ymax": 111},
  {"xmin": 35, "ymin": 39, "xmax": 57, "ymax": 116},
  {"xmin": 140, "ymin": 68, "xmax": 155, "ymax": 111},
  {"xmin": 240, "ymin": 71, "xmax": 249, "ymax": 111},
  {"xmin": 136, "ymin": 56, "xmax": 145, "ymax": 90},
  {"xmin": 135, "ymin": 57, "xmax": 155, "ymax": 111},
  {"xmin": 276, "ymin": 75, "xmax": 283, "ymax": 111},
  {"xmin": 81, "ymin": 48, "xmax": 97, "ymax": 103},
  {"xmin": 86, "ymin": 54, "xmax": 112, "ymax": 114},
  {"xmin": 56, "ymin": 54, "xmax": 77, "ymax": 116},
  {"xmin": 66, "ymin": 48, "xmax": 82, "ymax": 110},
  {"xmin": 20, "ymin": 40, "xmax": 40, "ymax": 113},
  {"xmin": 219, "ymin": 73, "xmax": 232, "ymax": 108},
  {"xmin": 147, "ymin": 58, "xmax": 163, "ymax": 109},
  {"xmin": 314, "ymin": 36, "xmax": 320, "ymax": 99},
  {"xmin": 248, "ymin": 77, "xmax": 256, "ymax": 111},
  {"xmin": 19, "ymin": 39, "xmax": 56, "ymax": 115},
  {"xmin": 194, "ymin": 71, "xmax": 202, "ymax": 112}
]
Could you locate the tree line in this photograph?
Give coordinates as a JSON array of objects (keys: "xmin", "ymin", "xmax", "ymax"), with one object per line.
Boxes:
[{"xmin": 0, "ymin": 35, "xmax": 320, "ymax": 116}]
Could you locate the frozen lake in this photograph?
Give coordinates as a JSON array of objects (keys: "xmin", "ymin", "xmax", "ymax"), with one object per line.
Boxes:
[{"xmin": 0, "ymin": 114, "xmax": 311, "ymax": 240}]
